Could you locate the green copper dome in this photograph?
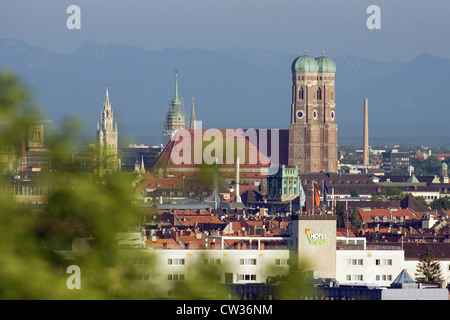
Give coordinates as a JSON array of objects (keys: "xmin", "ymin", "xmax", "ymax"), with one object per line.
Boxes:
[
  {"xmin": 315, "ymin": 55, "xmax": 336, "ymax": 73},
  {"xmin": 291, "ymin": 54, "xmax": 319, "ymax": 73}
]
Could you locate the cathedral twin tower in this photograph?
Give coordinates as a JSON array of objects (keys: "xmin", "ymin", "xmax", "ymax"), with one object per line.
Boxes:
[
  {"xmin": 160, "ymin": 51, "xmax": 338, "ymax": 174},
  {"xmin": 288, "ymin": 51, "xmax": 338, "ymax": 173}
]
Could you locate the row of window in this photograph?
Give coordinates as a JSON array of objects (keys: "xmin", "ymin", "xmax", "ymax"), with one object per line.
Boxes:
[
  {"xmin": 297, "ymin": 87, "xmax": 334, "ymax": 101},
  {"xmin": 135, "ymin": 272, "xmax": 394, "ymax": 283},
  {"xmin": 134, "ymin": 273, "xmax": 257, "ymax": 282},
  {"xmin": 149, "ymin": 257, "xmax": 394, "ymax": 268},
  {"xmin": 237, "ymin": 274, "xmax": 257, "ymax": 281},
  {"xmin": 373, "ymin": 216, "xmax": 406, "ymax": 222},
  {"xmin": 345, "ymin": 274, "xmax": 393, "ymax": 282},
  {"xmin": 346, "ymin": 258, "xmax": 393, "ymax": 266},
  {"xmin": 296, "ymin": 76, "xmax": 334, "ymax": 81},
  {"xmin": 166, "ymin": 258, "xmax": 290, "ymax": 266},
  {"xmin": 168, "ymin": 258, "xmax": 185, "ymax": 265},
  {"xmin": 168, "ymin": 274, "xmax": 185, "ymax": 281},
  {"xmin": 303, "ymin": 180, "xmax": 369, "ymax": 185}
]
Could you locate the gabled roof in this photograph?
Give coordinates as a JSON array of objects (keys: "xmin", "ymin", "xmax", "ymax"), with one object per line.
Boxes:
[
  {"xmin": 240, "ymin": 189, "xmax": 264, "ymax": 204},
  {"xmin": 400, "ymin": 195, "xmax": 432, "ymax": 214}
]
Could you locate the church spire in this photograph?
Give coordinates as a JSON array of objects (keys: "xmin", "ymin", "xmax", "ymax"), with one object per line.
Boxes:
[
  {"xmin": 173, "ymin": 70, "xmax": 180, "ymax": 105},
  {"xmin": 105, "ymin": 84, "xmax": 110, "ymax": 105},
  {"xmin": 190, "ymin": 97, "xmax": 196, "ymax": 130}
]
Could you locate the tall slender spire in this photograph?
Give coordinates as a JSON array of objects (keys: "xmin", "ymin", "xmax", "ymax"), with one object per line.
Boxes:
[
  {"xmin": 173, "ymin": 70, "xmax": 180, "ymax": 105},
  {"xmin": 105, "ymin": 84, "xmax": 110, "ymax": 105},
  {"xmin": 190, "ymin": 97, "xmax": 196, "ymax": 129}
]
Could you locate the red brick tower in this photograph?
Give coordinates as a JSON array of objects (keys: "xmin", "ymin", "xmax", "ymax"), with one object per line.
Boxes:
[{"xmin": 288, "ymin": 51, "xmax": 338, "ymax": 173}]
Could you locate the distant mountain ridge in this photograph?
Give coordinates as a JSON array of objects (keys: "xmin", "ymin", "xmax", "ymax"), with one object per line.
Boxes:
[{"xmin": 1, "ymin": 39, "xmax": 449, "ymax": 147}]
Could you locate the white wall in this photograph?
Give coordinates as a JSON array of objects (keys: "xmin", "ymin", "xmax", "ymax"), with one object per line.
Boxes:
[
  {"xmin": 117, "ymin": 248, "xmax": 290, "ymax": 298},
  {"xmin": 336, "ymin": 250, "xmax": 405, "ymax": 287}
]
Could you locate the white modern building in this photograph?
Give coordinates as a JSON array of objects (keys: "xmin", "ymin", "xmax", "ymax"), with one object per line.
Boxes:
[
  {"xmin": 115, "ymin": 215, "xmax": 448, "ymax": 299},
  {"xmin": 117, "ymin": 248, "xmax": 290, "ymax": 298},
  {"xmin": 335, "ymin": 237, "xmax": 405, "ymax": 288}
]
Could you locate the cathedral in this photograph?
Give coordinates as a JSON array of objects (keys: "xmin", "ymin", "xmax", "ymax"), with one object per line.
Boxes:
[
  {"xmin": 154, "ymin": 52, "xmax": 338, "ymax": 184},
  {"xmin": 288, "ymin": 51, "xmax": 338, "ymax": 173}
]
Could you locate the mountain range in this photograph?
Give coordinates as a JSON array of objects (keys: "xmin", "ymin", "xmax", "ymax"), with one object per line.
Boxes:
[{"xmin": 1, "ymin": 38, "xmax": 449, "ymax": 147}]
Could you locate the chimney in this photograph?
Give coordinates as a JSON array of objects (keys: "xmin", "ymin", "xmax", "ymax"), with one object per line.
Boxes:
[
  {"xmin": 235, "ymin": 157, "xmax": 241, "ymax": 203},
  {"xmin": 363, "ymin": 98, "xmax": 369, "ymax": 166}
]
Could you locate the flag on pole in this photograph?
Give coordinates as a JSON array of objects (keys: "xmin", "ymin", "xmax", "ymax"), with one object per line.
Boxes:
[
  {"xmin": 323, "ymin": 182, "xmax": 328, "ymax": 205},
  {"xmin": 314, "ymin": 184, "xmax": 320, "ymax": 207},
  {"xmin": 300, "ymin": 184, "xmax": 306, "ymax": 207}
]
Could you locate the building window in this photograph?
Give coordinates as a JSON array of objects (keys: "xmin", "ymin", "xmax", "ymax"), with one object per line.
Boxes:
[
  {"xmin": 275, "ymin": 259, "xmax": 289, "ymax": 266},
  {"xmin": 346, "ymin": 259, "xmax": 364, "ymax": 266},
  {"xmin": 238, "ymin": 274, "xmax": 257, "ymax": 281},
  {"xmin": 240, "ymin": 258, "xmax": 257, "ymax": 266},
  {"xmin": 317, "ymin": 87, "xmax": 322, "ymax": 100},
  {"xmin": 346, "ymin": 275, "xmax": 363, "ymax": 281},
  {"xmin": 299, "ymin": 87, "xmax": 304, "ymax": 100},
  {"xmin": 375, "ymin": 259, "xmax": 392, "ymax": 266},
  {"xmin": 168, "ymin": 274, "xmax": 185, "ymax": 281},
  {"xmin": 204, "ymin": 258, "xmax": 221, "ymax": 265},
  {"xmin": 134, "ymin": 258, "xmax": 150, "ymax": 265},
  {"xmin": 168, "ymin": 258, "xmax": 185, "ymax": 265},
  {"xmin": 376, "ymin": 274, "xmax": 392, "ymax": 281},
  {"xmin": 135, "ymin": 274, "xmax": 150, "ymax": 281}
]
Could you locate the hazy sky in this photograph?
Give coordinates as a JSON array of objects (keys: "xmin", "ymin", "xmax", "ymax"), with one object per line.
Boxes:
[{"xmin": 1, "ymin": 0, "xmax": 449, "ymax": 61}]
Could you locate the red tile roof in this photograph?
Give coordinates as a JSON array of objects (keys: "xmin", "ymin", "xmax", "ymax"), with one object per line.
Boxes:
[
  {"xmin": 152, "ymin": 129, "xmax": 289, "ymax": 180},
  {"xmin": 358, "ymin": 208, "xmax": 420, "ymax": 223},
  {"xmin": 146, "ymin": 238, "xmax": 181, "ymax": 249},
  {"xmin": 174, "ymin": 211, "xmax": 225, "ymax": 227}
]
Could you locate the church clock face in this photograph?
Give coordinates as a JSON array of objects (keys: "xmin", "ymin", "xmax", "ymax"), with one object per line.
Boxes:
[
  {"xmin": 296, "ymin": 110, "xmax": 304, "ymax": 119},
  {"xmin": 177, "ymin": 115, "xmax": 182, "ymax": 122},
  {"xmin": 313, "ymin": 109, "xmax": 317, "ymax": 119},
  {"xmin": 330, "ymin": 110, "xmax": 335, "ymax": 120}
]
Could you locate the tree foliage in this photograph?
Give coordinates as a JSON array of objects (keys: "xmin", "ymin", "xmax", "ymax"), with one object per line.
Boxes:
[
  {"xmin": 410, "ymin": 156, "xmax": 445, "ymax": 176},
  {"xmin": 335, "ymin": 201, "xmax": 346, "ymax": 228},
  {"xmin": 430, "ymin": 197, "xmax": 450, "ymax": 210},
  {"xmin": 0, "ymin": 73, "xmax": 138, "ymax": 299},
  {"xmin": 351, "ymin": 208, "xmax": 363, "ymax": 229},
  {"xmin": 415, "ymin": 245, "xmax": 443, "ymax": 284}
]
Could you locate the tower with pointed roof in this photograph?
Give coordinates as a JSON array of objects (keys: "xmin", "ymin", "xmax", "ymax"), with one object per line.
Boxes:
[
  {"xmin": 96, "ymin": 85, "xmax": 119, "ymax": 173},
  {"xmin": 288, "ymin": 50, "xmax": 338, "ymax": 173},
  {"xmin": 163, "ymin": 71, "xmax": 186, "ymax": 146},
  {"xmin": 190, "ymin": 97, "xmax": 196, "ymax": 130}
]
